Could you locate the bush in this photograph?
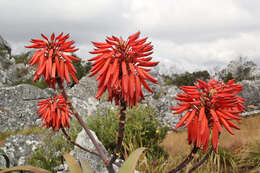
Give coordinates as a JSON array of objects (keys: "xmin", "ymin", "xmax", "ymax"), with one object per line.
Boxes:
[{"xmin": 86, "ymin": 105, "xmax": 169, "ymax": 170}]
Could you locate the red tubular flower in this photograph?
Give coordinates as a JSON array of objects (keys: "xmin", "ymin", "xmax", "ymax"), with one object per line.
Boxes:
[
  {"xmin": 26, "ymin": 33, "xmax": 80, "ymax": 88},
  {"xmin": 88, "ymin": 31, "xmax": 159, "ymax": 106},
  {"xmin": 37, "ymin": 94, "xmax": 72, "ymax": 130},
  {"xmin": 172, "ymin": 78, "xmax": 245, "ymax": 152}
]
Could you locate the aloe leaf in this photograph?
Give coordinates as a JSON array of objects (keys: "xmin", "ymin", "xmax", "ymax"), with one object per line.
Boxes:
[
  {"xmin": 0, "ymin": 165, "xmax": 51, "ymax": 173},
  {"xmin": 119, "ymin": 147, "xmax": 146, "ymax": 173},
  {"xmin": 63, "ymin": 153, "xmax": 83, "ymax": 173},
  {"xmin": 0, "ymin": 149, "xmax": 9, "ymax": 169},
  {"xmin": 79, "ymin": 158, "xmax": 94, "ymax": 173}
]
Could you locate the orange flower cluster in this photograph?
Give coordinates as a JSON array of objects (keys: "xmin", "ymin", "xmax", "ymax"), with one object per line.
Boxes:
[
  {"xmin": 37, "ymin": 94, "xmax": 72, "ymax": 130},
  {"xmin": 89, "ymin": 31, "xmax": 159, "ymax": 106},
  {"xmin": 26, "ymin": 33, "xmax": 80, "ymax": 88},
  {"xmin": 172, "ymin": 79, "xmax": 245, "ymax": 152}
]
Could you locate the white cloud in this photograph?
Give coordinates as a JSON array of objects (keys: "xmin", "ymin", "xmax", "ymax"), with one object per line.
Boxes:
[{"xmin": 0, "ymin": 0, "xmax": 259, "ymax": 73}]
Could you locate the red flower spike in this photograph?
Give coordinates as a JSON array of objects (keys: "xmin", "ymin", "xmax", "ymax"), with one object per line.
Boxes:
[
  {"xmin": 37, "ymin": 94, "xmax": 72, "ymax": 131},
  {"xmin": 172, "ymin": 78, "xmax": 245, "ymax": 152},
  {"xmin": 25, "ymin": 33, "xmax": 80, "ymax": 88},
  {"xmin": 89, "ymin": 31, "xmax": 159, "ymax": 107}
]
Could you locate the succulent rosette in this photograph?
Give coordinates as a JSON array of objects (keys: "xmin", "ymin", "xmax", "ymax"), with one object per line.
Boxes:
[
  {"xmin": 37, "ymin": 94, "xmax": 72, "ymax": 130},
  {"xmin": 26, "ymin": 33, "xmax": 80, "ymax": 88},
  {"xmin": 88, "ymin": 31, "xmax": 159, "ymax": 106},
  {"xmin": 172, "ymin": 79, "xmax": 245, "ymax": 152}
]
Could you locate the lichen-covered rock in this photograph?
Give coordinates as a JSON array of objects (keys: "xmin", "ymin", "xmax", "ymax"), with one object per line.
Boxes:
[
  {"xmin": 0, "ymin": 35, "xmax": 11, "ymax": 56},
  {"xmin": 214, "ymin": 59, "xmax": 260, "ymax": 108},
  {"xmin": 1, "ymin": 63, "xmax": 34, "ymax": 86},
  {"xmin": 67, "ymin": 76, "xmax": 114, "ymax": 119},
  {"xmin": 144, "ymin": 78, "xmax": 183, "ymax": 127},
  {"xmin": 70, "ymin": 129, "xmax": 120, "ymax": 173},
  {"xmin": 0, "ymin": 134, "xmax": 42, "ymax": 168},
  {"xmin": 0, "ymin": 84, "xmax": 54, "ymax": 132},
  {"xmin": 239, "ymin": 80, "xmax": 260, "ymax": 107}
]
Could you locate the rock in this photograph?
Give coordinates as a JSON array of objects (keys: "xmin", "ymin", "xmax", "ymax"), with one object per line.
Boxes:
[
  {"xmin": 69, "ymin": 129, "xmax": 119, "ymax": 173},
  {"xmin": 241, "ymin": 110, "xmax": 260, "ymax": 117},
  {"xmin": 0, "ymin": 35, "xmax": 11, "ymax": 56},
  {"xmin": 214, "ymin": 59, "xmax": 258, "ymax": 81},
  {"xmin": 0, "ymin": 134, "xmax": 42, "ymax": 168},
  {"xmin": 0, "ymin": 84, "xmax": 54, "ymax": 132},
  {"xmin": 0, "ymin": 63, "xmax": 34, "ymax": 86},
  {"xmin": 68, "ymin": 76, "xmax": 114, "ymax": 119},
  {"xmin": 239, "ymin": 80, "xmax": 260, "ymax": 107},
  {"xmin": 144, "ymin": 78, "xmax": 183, "ymax": 127},
  {"xmin": 214, "ymin": 59, "xmax": 260, "ymax": 108}
]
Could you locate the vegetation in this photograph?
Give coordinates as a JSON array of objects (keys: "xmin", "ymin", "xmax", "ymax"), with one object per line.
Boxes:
[
  {"xmin": 12, "ymin": 78, "xmax": 48, "ymax": 89},
  {"xmin": 86, "ymin": 105, "xmax": 169, "ymax": 172},
  {"xmin": 163, "ymin": 70, "xmax": 210, "ymax": 86}
]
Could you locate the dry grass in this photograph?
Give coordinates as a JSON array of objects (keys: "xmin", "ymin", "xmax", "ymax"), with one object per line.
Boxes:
[
  {"xmin": 161, "ymin": 115, "xmax": 260, "ymax": 156},
  {"xmin": 160, "ymin": 115, "xmax": 260, "ymax": 172},
  {"xmin": 219, "ymin": 115, "xmax": 260, "ymax": 151}
]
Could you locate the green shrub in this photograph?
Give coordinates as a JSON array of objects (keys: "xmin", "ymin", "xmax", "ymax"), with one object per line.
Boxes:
[
  {"xmin": 163, "ymin": 70, "xmax": 210, "ymax": 86},
  {"xmin": 86, "ymin": 105, "xmax": 169, "ymax": 162}
]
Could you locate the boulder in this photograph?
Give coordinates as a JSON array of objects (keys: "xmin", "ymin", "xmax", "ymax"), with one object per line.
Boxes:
[
  {"xmin": 0, "ymin": 84, "xmax": 53, "ymax": 132},
  {"xmin": 0, "ymin": 35, "xmax": 11, "ymax": 56},
  {"xmin": 70, "ymin": 129, "xmax": 119, "ymax": 173},
  {"xmin": 0, "ymin": 134, "xmax": 42, "ymax": 168},
  {"xmin": 67, "ymin": 76, "xmax": 114, "ymax": 119}
]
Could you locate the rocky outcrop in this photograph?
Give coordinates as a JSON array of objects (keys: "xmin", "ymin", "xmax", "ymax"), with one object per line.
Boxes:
[
  {"xmin": 239, "ymin": 80, "xmax": 260, "ymax": 107},
  {"xmin": 0, "ymin": 63, "xmax": 34, "ymax": 87},
  {"xmin": 0, "ymin": 35, "xmax": 11, "ymax": 56},
  {"xmin": 70, "ymin": 130, "xmax": 119, "ymax": 173},
  {"xmin": 67, "ymin": 75, "xmax": 114, "ymax": 119},
  {"xmin": 214, "ymin": 59, "xmax": 260, "ymax": 107},
  {"xmin": 214, "ymin": 59, "xmax": 258, "ymax": 81},
  {"xmin": 0, "ymin": 134, "xmax": 42, "ymax": 168},
  {"xmin": 0, "ymin": 84, "xmax": 53, "ymax": 132}
]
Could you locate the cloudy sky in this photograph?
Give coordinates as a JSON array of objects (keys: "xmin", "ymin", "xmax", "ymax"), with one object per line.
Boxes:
[{"xmin": 0, "ymin": 0, "xmax": 259, "ymax": 74}]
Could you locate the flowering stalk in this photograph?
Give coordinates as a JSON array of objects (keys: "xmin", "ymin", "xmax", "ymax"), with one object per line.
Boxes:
[
  {"xmin": 169, "ymin": 78, "xmax": 245, "ymax": 172},
  {"xmin": 89, "ymin": 32, "xmax": 159, "ymax": 169},
  {"xmin": 56, "ymin": 78, "xmax": 115, "ymax": 172},
  {"xmin": 167, "ymin": 146, "xmax": 198, "ymax": 173},
  {"xmin": 187, "ymin": 147, "xmax": 214, "ymax": 173},
  {"xmin": 108, "ymin": 99, "xmax": 127, "ymax": 167},
  {"xmin": 27, "ymin": 33, "xmax": 116, "ymax": 173}
]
